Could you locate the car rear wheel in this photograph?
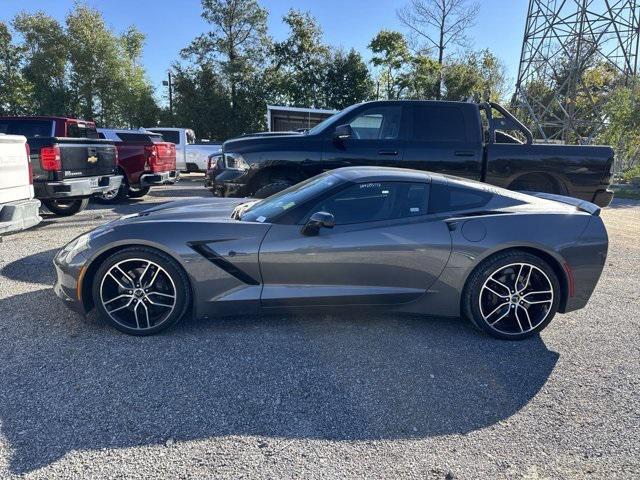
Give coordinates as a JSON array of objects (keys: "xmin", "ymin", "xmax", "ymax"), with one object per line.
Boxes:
[
  {"xmin": 42, "ymin": 198, "xmax": 90, "ymax": 216},
  {"xmin": 92, "ymin": 247, "xmax": 191, "ymax": 336},
  {"xmin": 462, "ymin": 251, "xmax": 561, "ymax": 340},
  {"xmin": 253, "ymin": 181, "xmax": 292, "ymax": 199},
  {"xmin": 127, "ymin": 185, "xmax": 151, "ymax": 198}
]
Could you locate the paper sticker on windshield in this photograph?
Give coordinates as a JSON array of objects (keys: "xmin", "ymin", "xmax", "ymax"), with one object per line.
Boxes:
[
  {"xmin": 283, "ymin": 201, "xmax": 295, "ymax": 210},
  {"xmin": 256, "ymin": 216, "xmax": 266, "ymax": 223}
]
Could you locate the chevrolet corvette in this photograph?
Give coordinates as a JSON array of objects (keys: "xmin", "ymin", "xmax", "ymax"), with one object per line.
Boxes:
[{"xmin": 54, "ymin": 167, "xmax": 608, "ymax": 339}]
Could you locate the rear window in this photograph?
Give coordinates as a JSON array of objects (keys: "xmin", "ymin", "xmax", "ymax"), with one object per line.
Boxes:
[
  {"xmin": 0, "ymin": 119, "xmax": 53, "ymax": 137},
  {"xmin": 116, "ymin": 132, "xmax": 164, "ymax": 142},
  {"xmin": 413, "ymin": 106, "xmax": 467, "ymax": 142},
  {"xmin": 67, "ymin": 122, "xmax": 98, "ymax": 139},
  {"xmin": 429, "ymin": 183, "xmax": 492, "ymax": 213},
  {"xmin": 150, "ymin": 130, "xmax": 180, "ymax": 144}
]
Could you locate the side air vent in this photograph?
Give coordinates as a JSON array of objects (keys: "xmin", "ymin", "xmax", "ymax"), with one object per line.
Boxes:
[{"xmin": 188, "ymin": 242, "xmax": 260, "ymax": 285}]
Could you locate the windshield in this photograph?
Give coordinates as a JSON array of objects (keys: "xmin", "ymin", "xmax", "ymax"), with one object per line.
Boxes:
[
  {"xmin": 0, "ymin": 119, "xmax": 53, "ymax": 137},
  {"xmin": 241, "ymin": 173, "xmax": 342, "ymax": 223},
  {"xmin": 307, "ymin": 103, "xmax": 361, "ymax": 135}
]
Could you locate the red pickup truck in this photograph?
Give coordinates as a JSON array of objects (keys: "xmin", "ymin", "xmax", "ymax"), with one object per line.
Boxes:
[{"xmin": 96, "ymin": 129, "xmax": 178, "ymax": 203}]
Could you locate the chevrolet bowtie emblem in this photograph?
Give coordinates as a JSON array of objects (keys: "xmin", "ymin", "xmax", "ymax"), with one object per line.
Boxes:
[{"xmin": 87, "ymin": 155, "xmax": 98, "ymax": 164}]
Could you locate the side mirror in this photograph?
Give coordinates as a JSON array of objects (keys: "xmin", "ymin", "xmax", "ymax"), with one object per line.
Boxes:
[
  {"xmin": 334, "ymin": 124, "xmax": 353, "ymax": 140},
  {"xmin": 301, "ymin": 211, "xmax": 335, "ymax": 236}
]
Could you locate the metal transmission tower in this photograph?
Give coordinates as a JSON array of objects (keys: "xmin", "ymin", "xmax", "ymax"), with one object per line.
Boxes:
[{"xmin": 513, "ymin": 0, "xmax": 640, "ymax": 143}]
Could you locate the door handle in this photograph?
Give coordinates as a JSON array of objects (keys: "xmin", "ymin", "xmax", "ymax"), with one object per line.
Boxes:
[
  {"xmin": 378, "ymin": 150, "xmax": 399, "ymax": 156},
  {"xmin": 454, "ymin": 150, "xmax": 476, "ymax": 157}
]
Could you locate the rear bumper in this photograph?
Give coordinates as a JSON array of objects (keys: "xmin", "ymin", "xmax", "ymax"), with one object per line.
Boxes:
[
  {"xmin": 0, "ymin": 198, "xmax": 42, "ymax": 235},
  {"xmin": 139, "ymin": 170, "xmax": 178, "ymax": 187},
  {"xmin": 592, "ymin": 188, "xmax": 614, "ymax": 208},
  {"xmin": 35, "ymin": 175, "xmax": 123, "ymax": 199}
]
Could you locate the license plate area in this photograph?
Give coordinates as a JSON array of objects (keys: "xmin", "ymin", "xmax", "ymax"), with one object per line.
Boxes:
[{"xmin": 89, "ymin": 177, "xmax": 99, "ymax": 188}]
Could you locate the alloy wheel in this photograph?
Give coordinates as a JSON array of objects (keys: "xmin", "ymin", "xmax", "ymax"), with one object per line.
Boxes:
[
  {"xmin": 478, "ymin": 262, "xmax": 554, "ymax": 336},
  {"xmin": 99, "ymin": 258, "xmax": 177, "ymax": 331}
]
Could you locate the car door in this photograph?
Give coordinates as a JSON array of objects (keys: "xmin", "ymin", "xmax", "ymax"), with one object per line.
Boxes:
[
  {"xmin": 258, "ymin": 180, "xmax": 452, "ymax": 308},
  {"xmin": 321, "ymin": 105, "xmax": 407, "ymax": 170},
  {"xmin": 403, "ymin": 104, "xmax": 484, "ymax": 180}
]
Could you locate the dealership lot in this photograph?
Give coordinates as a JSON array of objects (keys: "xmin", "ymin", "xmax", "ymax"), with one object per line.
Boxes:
[{"xmin": 0, "ymin": 176, "xmax": 638, "ymax": 479}]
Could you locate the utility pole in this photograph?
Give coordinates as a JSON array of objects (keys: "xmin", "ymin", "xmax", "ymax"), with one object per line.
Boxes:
[{"xmin": 162, "ymin": 71, "xmax": 173, "ymax": 117}]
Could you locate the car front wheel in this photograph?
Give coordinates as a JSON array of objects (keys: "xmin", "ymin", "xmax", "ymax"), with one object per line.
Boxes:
[
  {"xmin": 92, "ymin": 247, "xmax": 191, "ymax": 335},
  {"xmin": 462, "ymin": 251, "xmax": 561, "ymax": 340}
]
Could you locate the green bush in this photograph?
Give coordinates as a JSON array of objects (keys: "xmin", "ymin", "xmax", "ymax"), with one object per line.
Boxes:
[{"xmin": 622, "ymin": 164, "xmax": 640, "ymax": 184}]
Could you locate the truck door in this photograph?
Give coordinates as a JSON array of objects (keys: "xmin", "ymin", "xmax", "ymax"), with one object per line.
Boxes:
[
  {"xmin": 403, "ymin": 104, "xmax": 483, "ymax": 180},
  {"xmin": 321, "ymin": 105, "xmax": 407, "ymax": 170}
]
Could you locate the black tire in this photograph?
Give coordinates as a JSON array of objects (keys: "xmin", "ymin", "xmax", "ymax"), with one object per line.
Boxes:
[
  {"xmin": 42, "ymin": 197, "xmax": 90, "ymax": 216},
  {"xmin": 127, "ymin": 185, "xmax": 151, "ymax": 199},
  {"xmin": 509, "ymin": 174, "xmax": 561, "ymax": 195},
  {"xmin": 93, "ymin": 184, "xmax": 129, "ymax": 204},
  {"xmin": 462, "ymin": 250, "xmax": 561, "ymax": 340},
  {"xmin": 92, "ymin": 247, "xmax": 192, "ymax": 336},
  {"xmin": 253, "ymin": 181, "xmax": 292, "ymax": 198}
]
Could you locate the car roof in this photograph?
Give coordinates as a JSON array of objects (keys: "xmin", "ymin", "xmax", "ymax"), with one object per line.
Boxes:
[
  {"xmin": 331, "ymin": 166, "xmax": 433, "ymax": 183},
  {"xmin": 0, "ymin": 116, "xmax": 94, "ymax": 123}
]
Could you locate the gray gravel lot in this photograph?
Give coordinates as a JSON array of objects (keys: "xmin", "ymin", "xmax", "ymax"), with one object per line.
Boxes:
[{"xmin": 0, "ymin": 175, "xmax": 638, "ymax": 479}]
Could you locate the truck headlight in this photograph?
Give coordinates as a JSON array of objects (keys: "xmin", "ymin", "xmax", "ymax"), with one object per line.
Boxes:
[{"xmin": 224, "ymin": 152, "xmax": 249, "ymax": 171}]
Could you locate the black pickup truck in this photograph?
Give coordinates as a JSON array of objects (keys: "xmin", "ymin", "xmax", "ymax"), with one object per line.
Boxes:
[
  {"xmin": 0, "ymin": 116, "xmax": 122, "ymax": 216},
  {"xmin": 205, "ymin": 101, "xmax": 614, "ymax": 207}
]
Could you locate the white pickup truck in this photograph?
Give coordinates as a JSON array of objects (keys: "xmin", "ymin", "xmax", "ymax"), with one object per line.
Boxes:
[
  {"xmin": 145, "ymin": 127, "xmax": 221, "ymax": 173},
  {"xmin": 0, "ymin": 134, "xmax": 41, "ymax": 235}
]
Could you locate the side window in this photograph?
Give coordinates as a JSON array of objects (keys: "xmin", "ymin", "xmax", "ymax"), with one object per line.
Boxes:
[
  {"xmin": 151, "ymin": 130, "xmax": 180, "ymax": 144},
  {"xmin": 429, "ymin": 183, "xmax": 492, "ymax": 214},
  {"xmin": 307, "ymin": 182, "xmax": 428, "ymax": 225},
  {"xmin": 414, "ymin": 106, "xmax": 467, "ymax": 142},
  {"xmin": 348, "ymin": 106, "xmax": 402, "ymax": 140}
]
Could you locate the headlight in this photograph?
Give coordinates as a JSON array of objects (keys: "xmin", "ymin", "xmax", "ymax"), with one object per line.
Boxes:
[
  {"xmin": 224, "ymin": 152, "xmax": 249, "ymax": 171},
  {"xmin": 58, "ymin": 232, "xmax": 91, "ymax": 264}
]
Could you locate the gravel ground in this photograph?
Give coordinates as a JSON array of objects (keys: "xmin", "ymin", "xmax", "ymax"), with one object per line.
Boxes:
[{"xmin": 0, "ymin": 176, "xmax": 638, "ymax": 479}]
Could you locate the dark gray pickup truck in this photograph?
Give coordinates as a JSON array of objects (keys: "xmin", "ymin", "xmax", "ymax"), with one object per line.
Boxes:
[
  {"xmin": 205, "ymin": 101, "xmax": 614, "ymax": 207},
  {"xmin": 0, "ymin": 116, "xmax": 122, "ymax": 216}
]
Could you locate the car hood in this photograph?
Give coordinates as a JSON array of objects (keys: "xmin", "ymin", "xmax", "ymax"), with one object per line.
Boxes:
[{"xmin": 115, "ymin": 198, "xmax": 255, "ymax": 225}]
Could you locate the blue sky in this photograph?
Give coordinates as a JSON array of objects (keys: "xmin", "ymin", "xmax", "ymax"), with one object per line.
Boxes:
[{"xmin": 0, "ymin": 0, "xmax": 528, "ymax": 104}]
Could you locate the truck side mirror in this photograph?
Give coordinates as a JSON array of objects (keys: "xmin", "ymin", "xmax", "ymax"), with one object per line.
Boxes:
[
  {"xmin": 334, "ymin": 124, "xmax": 353, "ymax": 140},
  {"xmin": 301, "ymin": 211, "xmax": 335, "ymax": 236}
]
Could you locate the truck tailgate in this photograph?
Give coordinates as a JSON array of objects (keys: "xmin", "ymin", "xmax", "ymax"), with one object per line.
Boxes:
[
  {"xmin": 0, "ymin": 135, "xmax": 32, "ymax": 204},
  {"xmin": 152, "ymin": 142, "xmax": 176, "ymax": 172},
  {"xmin": 56, "ymin": 138, "xmax": 117, "ymax": 179}
]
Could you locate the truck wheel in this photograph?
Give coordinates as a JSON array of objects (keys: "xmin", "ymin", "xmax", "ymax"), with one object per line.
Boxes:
[
  {"xmin": 253, "ymin": 181, "xmax": 292, "ymax": 199},
  {"xmin": 127, "ymin": 186, "xmax": 151, "ymax": 199},
  {"xmin": 93, "ymin": 184, "xmax": 128, "ymax": 204},
  {"xmin": 42, "ymin": 198, "xmax": 90, "ymax": 216}
]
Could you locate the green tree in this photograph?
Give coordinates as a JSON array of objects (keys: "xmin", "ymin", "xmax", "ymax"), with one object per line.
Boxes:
[
  {"xmin": 182, "ymin": 0, "xmax": 269, "ymax": 134},
  {"xmin": 399, "ymin": 54, "xmax": 440, "ymax": 99},
  {"xmin": 397, "ymin": 0, "xmax": 480, "ymax": 98},
  {"xmin": 369, "ymin": 30, "xmax": 410, "ymax": 99},
  {"xmin": 12, "ymin": 12, "xmax": 68, "ymax": 116},
  {"xmin": 322, "ymin": 49, "xmax": 373, "ymax": 109},
  {"xmin": 0, "ymin": 22, "xmax": 32, "ymax": 115},
  {"xmin": 270, "ymin": 9, "xmax": 330, "ymax": 108}
]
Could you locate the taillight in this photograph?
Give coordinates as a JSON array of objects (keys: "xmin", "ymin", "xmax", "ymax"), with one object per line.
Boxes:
[
  {"xmin": 26, "ymin": 143, "xmax": 33, "ymax": 184},
  {"xmin": 144, "ymin": 145, "xmax": 157, "ymax": 171},
  {"xmin": 40, "ymin": 145, "xmax": 61, "ymax": 171}
]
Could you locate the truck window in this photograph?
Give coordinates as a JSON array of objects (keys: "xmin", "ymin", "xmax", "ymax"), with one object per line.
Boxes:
[
  {"xmin": 0, "ymin": 119, "xmax": 53, "ymax": 137},
  {"xmin": 348, "ymin": 106, "xmax": 402, "ymax": 140},
  {"xmin": 67, "ymin": 122, "xmax": 98, "ymax": 139},
  {"xmin": 414, "ymin": 106, "xmax": 467, "ymax": 142},
  {"xmin": 116, "ymin": 132, "xmax": 162, "ymax": 142},
  {"xmin": 151, "ymin": 130, "xmax": 180, "ymax": 144}
]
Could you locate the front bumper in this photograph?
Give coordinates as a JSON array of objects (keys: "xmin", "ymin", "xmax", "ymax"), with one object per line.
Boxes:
[
  {"xmin": 205, "ymin": 168, "xmax": 250, "ymax": 197},
  {"xmin": 35, "ymin": 175, "xmax": 123, "ymax": 199},
  {"xmin": 139, "ymin": 170, "xmax": 178, "ymax": 187},
  {"xmin": 592, "ymin": 188, "xmax": 614, "ymax": 208},
  {"xmin": 0, "ymin": 198, "xmax": 42, "ymax": 235},
  {"xmin": 53, "ymin": 248, "xmax": 89, "ymax": 315}
]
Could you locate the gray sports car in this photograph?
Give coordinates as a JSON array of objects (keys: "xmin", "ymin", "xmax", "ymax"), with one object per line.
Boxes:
[{"xmin": 54, "ymin": 167, "xmax": 608, "ymax": 340}]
